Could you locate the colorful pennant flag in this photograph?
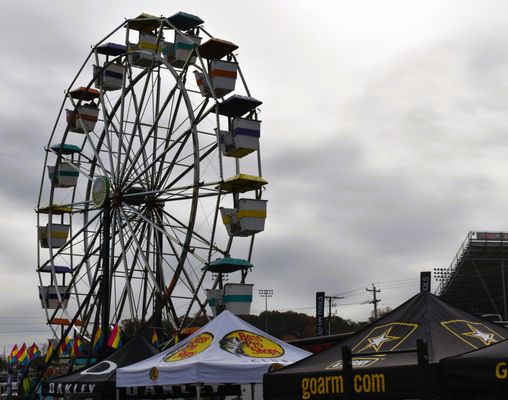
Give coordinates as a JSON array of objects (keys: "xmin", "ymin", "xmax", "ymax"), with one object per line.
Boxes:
[
  {"xmin": 93, "ymin": 327, "xmax": 104, "ymax": 353},
  {"xmin": 17, "ymin": 343, "xmax": 28, "ymax": 366},
  {"xmin": 9, "ymin": 345, "xmax": 18, "ymax": 365},
  {"xmin": 59, "ymin": 336, "xmax": 71, "ymax": 355},
  {"xmin": 71, "ymin": 336, "xmax": 83, "ymax": 358},
  {"xmin": 107, "ymin": 324, "xmax": 122, "ymax": 349},
  {"xmin": 151, "ymin": 327, "xmax": 159, "ymax": 347},
  {"xmin": 44, "ymin": 342, "xmax": 54, "ymax": 363},
  {"xmin": 28, "ymin": 343, "xmax": 41, "ymax": 361}
]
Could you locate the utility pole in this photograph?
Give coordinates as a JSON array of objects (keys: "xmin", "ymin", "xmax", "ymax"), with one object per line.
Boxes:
[
  {"xmin": 366, "ymin": 284, "xmax": 381, "ymax": 319},
  {"xmin": 324, "ymin": 295, "xmax": 343, "ymax": 335}
]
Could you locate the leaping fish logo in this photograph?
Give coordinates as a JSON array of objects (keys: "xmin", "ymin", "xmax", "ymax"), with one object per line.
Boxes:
[{"xmin": 219, "ymin": 330, "xmax": 285, "ymax": 358}]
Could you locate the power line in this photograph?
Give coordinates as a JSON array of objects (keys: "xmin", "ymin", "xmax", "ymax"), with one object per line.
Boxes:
[{"xmin": 334, "ymin": 278, "xmax": 419, "ymax": 298}]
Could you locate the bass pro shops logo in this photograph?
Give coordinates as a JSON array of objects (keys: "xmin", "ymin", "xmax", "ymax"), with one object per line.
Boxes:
[
  {"xmin": 163, "ymin": 332, "xmax": 214, "ymax": 362},
  {"xmin": 219, "ymin": 330, "xmax": 285, "ymax": 358}
]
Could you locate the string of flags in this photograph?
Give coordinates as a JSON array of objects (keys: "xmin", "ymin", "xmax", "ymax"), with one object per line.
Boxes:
[
  {"xmin": 8, "ymin": 343, "xmax": 41, "ymax": 365},
  {"xmin": 9, "ymin": 323, "xmax": 130, "ymax": 365}
]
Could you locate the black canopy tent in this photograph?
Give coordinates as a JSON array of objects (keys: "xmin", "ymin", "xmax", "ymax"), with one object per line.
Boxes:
[
  {"xmin": 264, "ymin": 291, "xmax": 508, "ymax": 399},
  {"xmin": 41, "ymin": 334, "xmax": 159, "ymax": 399},
  {"xmin": 440, "ymin": 338, "xmax": 508, "ymax": 399}
]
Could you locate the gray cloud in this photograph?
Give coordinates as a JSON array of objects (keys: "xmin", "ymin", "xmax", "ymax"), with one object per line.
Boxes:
[{"xmin": 2, "ymin": 0, "xmax": 508, "ymax": 346}]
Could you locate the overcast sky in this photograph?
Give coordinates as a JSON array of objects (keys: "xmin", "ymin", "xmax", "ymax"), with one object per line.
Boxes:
[{"xmin": 1, "ymin": 0, "xmax": 508, "ymax": 349}]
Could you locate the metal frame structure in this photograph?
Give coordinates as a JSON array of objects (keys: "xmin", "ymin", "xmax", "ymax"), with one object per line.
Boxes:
[{"xmin": 436, "ymin": 231, "xmax": 508, "ymax": 319}]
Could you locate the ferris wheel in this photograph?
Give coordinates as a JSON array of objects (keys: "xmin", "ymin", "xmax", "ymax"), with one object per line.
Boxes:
[{"xmin": 35, "ymin": 12, "xmax": 267, "ymax": 347}]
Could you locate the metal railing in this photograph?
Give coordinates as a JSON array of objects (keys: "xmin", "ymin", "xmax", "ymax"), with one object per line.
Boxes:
[
  {"xmin": 435, "ymin": 231, "xmax": 473, "ymax": 294},
  {"xmin": 435, "ymin": 231, "xmax": 508, "ymax": 294}
]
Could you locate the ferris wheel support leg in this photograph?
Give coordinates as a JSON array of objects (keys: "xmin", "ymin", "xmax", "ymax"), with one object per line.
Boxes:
[{"xmin": 100, "ymin": 202, "xmax": 112, "ymax": 340}]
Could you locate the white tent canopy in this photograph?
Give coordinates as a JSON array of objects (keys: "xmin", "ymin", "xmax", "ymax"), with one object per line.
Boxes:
[{"xmin": 117, "ymin": 310, "xmax": 311, "ymax": 387}]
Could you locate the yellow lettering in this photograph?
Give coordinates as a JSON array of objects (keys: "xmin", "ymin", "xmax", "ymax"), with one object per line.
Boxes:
[
  {"xmin": 328, "ymin": 375, "xmax": 343, "ymax": 394},
  {"xmin": 496, "ymin": 362, "xmax": 508, "ymax": 379},
  {"xmin": 354, "ymin": 375, "xmax": 362, "ymax": 393},
  {"xmin": 301, "ymin": 378, "xmax": 310, "ymax": 400},
  {"xmin": 353, "ymin": 373, "xmax": 386, "ymax": 394},
  {"xmin": 371, "ymin": 374, "xmax": 385, "ymax": 392},
  {"xmin": 309, "ymin": 377, "xmax": 317, "ymax": 396},
  {"xmin": 363, "ymin": 374, "xmax": 371, "ymax": 393},
  {"xmin": 325, "ymin": 376, "xmax": 332, "ymax": 393},
  {"xmin": 300, "ymin": 373, "xmax": 382, "ymax": 398},
  {"xmin": 317, "ymin": 377, "xmax": 325, "ymax": 394}
]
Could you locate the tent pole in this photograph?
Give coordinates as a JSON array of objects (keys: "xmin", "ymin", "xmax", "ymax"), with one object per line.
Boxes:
[
  {"xmin": 251, "ymin": 383, "xmax": 255, "ymax": 399},
  {"xmin": 196, "ymin": 383, "xmax": 201, "ymax": 400},
  {"xmin": 341, "ymin": 345, "xmax": 353, "ymax": 400},
  {"xmin": 416, "ymin": 339, "xmax": 430, "ymax": 400},
  {"xmin": 502, "ymin": 259, "xmax": 507, "ymax": 320}
]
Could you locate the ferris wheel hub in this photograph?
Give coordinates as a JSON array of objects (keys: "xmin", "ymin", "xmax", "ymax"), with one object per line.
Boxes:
[{"xmin": 92, "ymin": 176, "xmax": 110, "ymax": 208}]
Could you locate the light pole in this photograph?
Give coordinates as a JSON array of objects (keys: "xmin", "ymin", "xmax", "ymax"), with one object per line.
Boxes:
[{"xmin": 259, "ymin": 289, "xmax": 273, "ymax": 333}]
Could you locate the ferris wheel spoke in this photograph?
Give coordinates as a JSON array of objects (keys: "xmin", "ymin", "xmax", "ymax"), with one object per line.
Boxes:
[
  {"xmin": 162, "ymin": 142, "xmax": 218, "ymax": 192},
  {"xmin": 155, "ymin": 102, "xmax": 215, "ymax": 191},
  {"xmin": 112, "ymin": 211, "xmax": 149, "ymax": 321},
  {"xmin": 122, "ymin": 127, "xmax": 192, "ymax": 195},
  {"xmin": 65, "ymin": 228, "xmax": 103, "ymax": 310},
  {"xmin": 153, "ymin": 86, "xmax": 186, "ymax": 186},
  {"xmin": 79, "ymin": 294, "xmax": 101, "ymax": 338},
  {"xmin": 107, "ymin": 63, "xmax": 152, "ymax": 187},
  {"xmin": 156, "ymin": 130, "xmax": 193, "ymax": 190},
  {"xmin": 150, "ymin": 70, "xmax": 163, "ymax": 189},
  {"xmin": 116, "ymin": 68, "xmax": 154, "ymax": 190},
  {"xmin": 129, "ymin": 70, "xmax": 159, "ymax": 188},
  {"xmin": 161, "ymin": 207, "xmax": 224, "ymax": 258},
  {"xmin": 115, "ymin": 62, "xmax": 136, "ymax": 183},
  {"xmin": 96, "ymin": 109, "xmax": 128, "ymax": 184},
  {"xmin": 119, "ymin": 79, "xmax": 183, "ymax": 189},
  {"xmin": 122, "ymin": 203, "xmax": 185, "ymax": 255},
  {"xmin": 80, "ymin": 128, "xmax": 112, "ymax": 178},
  {"xmin": 118, "ymin": 207, "xmax": 167, "ymax": 299},
  {"xmin": 121, "ymin": 204, "xmax": 199, "ymax": 301},
  {"xmin": 97, "ymin": 90, "xmax": 119, "ymax": 184}
]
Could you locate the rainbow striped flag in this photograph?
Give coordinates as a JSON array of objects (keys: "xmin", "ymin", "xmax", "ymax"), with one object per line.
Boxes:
[
  {"xmin": 71, "ymin": 336, "xmax": 83, "ymax": 357},
  {"xmin": 107, "ymin": 324, "xmax": 122, "ymax": 349},
  {"xmin": 17, "ymin": 344, "xmax": 28, "ymax": 366},
  {"xmin": 44, "ymin": 342, "xmax": 54, "ymax": 363},
  {"xmin": 151, "ymin": 327, "xmax": 159, "ymax": 347},
  {"xmin": 93, "ymin": 327, "xmax": 104, "ymax": 353},
  {"xmin": 59, "ymin": 336, "xmax": 71, "ymax": 355},
  {"xmin": 9, "ymin": 345, "xmax": 18, "ymax": 364},
  {"xmin": 28, "ymin": 343, "xmax": 41, "ymax": 361}
]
